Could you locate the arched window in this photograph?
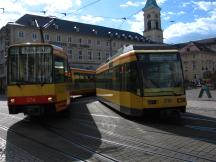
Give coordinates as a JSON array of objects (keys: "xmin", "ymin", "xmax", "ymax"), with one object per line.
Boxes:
[
  {"xmin": 155, "ymin": 21, "xmax": 159, "ymax": 29},
  {"xmin": 147, "ymin": 20, "xmax": 151, "ymax": 30}
]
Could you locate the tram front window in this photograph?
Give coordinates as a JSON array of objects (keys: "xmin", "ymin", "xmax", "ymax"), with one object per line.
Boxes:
[
  {"xmin": 8, "ymin": 46, "xmax": 53, "ymax": 85},
  {"xmin": 138, "ymin": 53, "xmax": 184, "ymax": 96}
]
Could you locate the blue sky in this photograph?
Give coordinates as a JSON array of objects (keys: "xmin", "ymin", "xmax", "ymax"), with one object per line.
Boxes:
[{"xmin": 0, "ymin": 0, "xmax": 216, "ymax": 44}]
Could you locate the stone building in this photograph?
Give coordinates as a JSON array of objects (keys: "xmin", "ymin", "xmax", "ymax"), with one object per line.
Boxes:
[
  {"xmin": 0, "ymin": 26, "xmax": 8, "ymax": 94},
  {"xmin": 178, "ymin": 38, "xmax": 216, "ymax": 81}
]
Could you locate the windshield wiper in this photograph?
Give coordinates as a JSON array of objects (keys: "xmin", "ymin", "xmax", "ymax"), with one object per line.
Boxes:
[
  {"xmin": 159, "ymin": 91, "xmax": 182, "ymax": 96},
  {"xmin": 16, "ymin": 82, "xmax": 21, "ymax": 88},
  {"xmin": 145, "ymin": 91, "xmax": 182, "ymax": 96},
  {"xmin": 41, "ymin": 81, "xmax": 46, "ymax": 87}
]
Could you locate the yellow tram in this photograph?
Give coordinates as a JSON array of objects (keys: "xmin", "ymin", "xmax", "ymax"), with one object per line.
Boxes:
[
  {"xmin": 70, "ymin": 68, "xmax": 96, "ymax": 96},
  {"xmin": 96, "ymin": 44, "xmax": 187, "ymax": 116},
  {"xmin": 7, "ymin": 43, "xmax": 71, "ymax": 115}
]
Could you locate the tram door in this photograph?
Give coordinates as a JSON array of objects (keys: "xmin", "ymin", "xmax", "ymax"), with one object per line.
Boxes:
[{"xmin": 120, "ymin": 63, "xmax": 142, "ymax": 113}]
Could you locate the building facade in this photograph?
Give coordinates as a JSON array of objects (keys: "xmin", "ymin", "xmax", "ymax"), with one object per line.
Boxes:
[
  {"xmin": 0, "ymin": 14, "xmax": 150, "ymax": 94},
  {"xmin": 0, "ymin": 26, "xmax": 8, "ymax": 94},
  {"xmin": 179, "ymin": 39, "xmax": 216, "ymax": 82},
  {"xmin": 143, "ymin": 0, "xmax": 163, "ymax": 43}
]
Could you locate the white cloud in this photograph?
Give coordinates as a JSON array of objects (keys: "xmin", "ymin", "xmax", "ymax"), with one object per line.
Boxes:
[
  {"xmin": 161, "ymin": 11, "xmax": 185, "ymax": 21},
  {"xmin": 182, "ymin": 2, "xmax": 191, "ymax": 7},
  {"xmin": 128, "ymin": 11, "xmax": 143, "ymax": 34},
  {"xmin": 75, "ymin": 0, "xmax": 82, "ymax": 6},
  {"xmin": 120, "ymin": 1, "xmax": 145, "ymax": 8},
  {"xmin": 0, "ymin": 1, "xmax": 25, "ymax": 13},
  {"xmin": 164, "ymin": 12, "xmax": 216, "ymax": 43},
  {"xmin": 80, "ymin": 15, "xmax": 104, "ymax": 24},
  {"xmin": 120, "ymin": 0, "xmax": 167, "ymax": 8},
  {"xmin": 0, "ymin": 0, "xmax": 83, "ymax": 28},
  {"xmin": 193, "ymin": 1, "xmax": 216, "ymax": 11}
]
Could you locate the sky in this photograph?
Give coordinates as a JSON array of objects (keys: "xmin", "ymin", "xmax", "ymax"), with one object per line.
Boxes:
[{"xmin": 0, "ymin": 0, "xmax": 216, "ymax": 44}]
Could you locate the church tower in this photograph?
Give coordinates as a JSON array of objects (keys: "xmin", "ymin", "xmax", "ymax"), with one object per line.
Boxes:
[{"xmin": 143, "ymin": 0, "xmax": 163, "ymax": 43}]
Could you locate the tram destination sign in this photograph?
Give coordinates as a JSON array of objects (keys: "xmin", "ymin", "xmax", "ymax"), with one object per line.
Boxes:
[
  {"xmin": 138, "ymin": 53, "xmax": 178, "ymax": 62},
  {"xmin": 21, "ymin": 46, "xmax": 51, "ymax": 54},
  {"xmin": 149, "ymin": 54, "xmax": 177, "ymax": 61}
]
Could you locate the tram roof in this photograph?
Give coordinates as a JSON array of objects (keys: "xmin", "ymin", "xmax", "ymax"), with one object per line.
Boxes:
[
  {"xmin": 97, "ymin": 44, "xmax": 179, "ymax": 71},
  {"xmin": 110, "ymin": 44, "xmax": 178, "ymax": 59},
  {"xmin": 9, "ymin": 43, "xmax": 64, "ymax": 51}
]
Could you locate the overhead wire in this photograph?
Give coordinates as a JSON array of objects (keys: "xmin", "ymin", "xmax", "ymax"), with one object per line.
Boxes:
[
  {"xmin": 118, "ymin": 9, "xmax": 142, "ymax": 29},
  {"xmin": 1, "ymin": 0, "xmax": 144, "ymax": 31},
  {"xmin": 67, "ymin": 0, "xmax": 102, "ymax": 15}
]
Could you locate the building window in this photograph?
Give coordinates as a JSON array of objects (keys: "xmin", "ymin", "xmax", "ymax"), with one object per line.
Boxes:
[
  {"xmin": 68, "ymin": 37, "xmax": 72, "ymax": 43},
  {"xmin": 193, "ymin": 54, "xmax": 195, "ymax": 58},
  {"xmin": 192, "ymin": 61, "xmax": 196, "ymax": 71},
  {"xmin": 18, "ymin": 31, "xmax": 24, "ymax": 38},
  {"xmin": 32, "ymin": 33, "xmax": 37, "ymax": 40},
  {"xmin": 79, "ymin": 50, "xmax": 82, "ymax": 60},
  {"xmin": 155, "ymin": 21, "xmax": 159, "ymax": 29},
  {"xmin": 44, "ymin": 34, "xmax": 50, "ymax": 41},
  {"xmin": 79, "ymin": 38, "xmax": 82, "ymax": 44},
  {"xmin": 57, "ymin": 35, "xmax": 61, "ymax": 42},
  {"xmin": 88, "ymin": 39, "xmax": 91, "ymax": 44},
  {"xmin": 97, "ymin": 40, "xmax": 101, "ymax": 46},
  {"xmin": 98, "ymin": 52, "xmax": 101, "ymax": 60},
  {"xmin": 147, "ymin": 20, "xmax": 151, "ymax": 30},
  {"xmin": 106, "ymin": 53, "xmax": 109, "ymax": 58},
  {"xmin": 68, "ymin": 49, "xmax": 72, "ymax": 55},
  {"xmin": 88, "ymin": 51, "xmax": 92, "ymax": 60},
  {"xmin": 113, "ymin": 42, "xmax": 116, "ymax": 47},
  {"xmin": 106, "ymin": 41, "xmax": 110, "ymax": 46}
]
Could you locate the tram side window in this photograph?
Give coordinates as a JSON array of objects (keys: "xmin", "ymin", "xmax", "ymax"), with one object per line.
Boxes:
[
  {"xmin": 130, "ymin": 62, "xmax": 140, "ymax": 95},
  {"xmin": 74, "ymin": 73, "xmax": 80, "ymax": 88},
  {"xmin": 112, "ymin": 66, "xmax": 121, "ymax": 90},
  {"xmin": 121, "ymin": 63, "xmax": 131, "ymax": 91},
  {"xmin": 121, "ymin": 62, "xmax": 140, "ymax": 95},
  {"xmin": 96, "ymin": 73, "xmax": 103, "ymax": 89},
  {"xmin": 107, "ymin": 69, "xmax": 112, "ymax": 89},
  {"xmin": 54, "ymin": 56, "xmax": 65, "ymax": 83}
]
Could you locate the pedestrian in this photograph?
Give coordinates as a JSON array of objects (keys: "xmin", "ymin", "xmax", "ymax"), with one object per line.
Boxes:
[{"xmin": 198, "ymin": 81, "xmax": 212, "ymax": 98}]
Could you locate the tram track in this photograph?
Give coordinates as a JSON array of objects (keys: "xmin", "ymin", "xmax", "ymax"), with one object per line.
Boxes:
[
  {"xmin": 0, "ymin": 113, "xmax": 118, "ymax": 162},
  {"xmin": 0, "ymin": 125, "xmax": 85, "ymax": 162},
  {"xmin": 0, "ymin": 110, "xmax": 216, "ymax": 161},
  {"xmin": 41, "ymin": 118, "xmax": 216, "ymax": 162}
]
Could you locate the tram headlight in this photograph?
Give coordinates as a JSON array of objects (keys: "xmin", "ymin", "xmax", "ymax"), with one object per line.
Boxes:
[
  {"xmin": 9, "ymin": 98, "xmax": 15, "ymax": 104},
  {"xmin": 48, "ymin": 97, "xmax": 54, "ymax": 102}
]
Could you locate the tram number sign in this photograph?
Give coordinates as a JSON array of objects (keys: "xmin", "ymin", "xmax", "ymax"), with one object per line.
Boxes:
[{"xmin": 26, "ymin": 97, "xmax": 36, "ymax": 103}]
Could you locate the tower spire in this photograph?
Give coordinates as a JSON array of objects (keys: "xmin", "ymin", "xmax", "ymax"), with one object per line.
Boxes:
[{"xmin": 143, "ymin": 0, "xmax": 160, "ymax": 11}]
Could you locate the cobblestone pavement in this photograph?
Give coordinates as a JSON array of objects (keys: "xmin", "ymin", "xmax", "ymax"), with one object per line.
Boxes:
[
  {"xmin": 186, "ymin": 89, "xmax": 216, "ymax": 118},
  {"xmin": 0, "ymin": 137, "xmax": 43, "ymax": 162},
  {"xmin": 0, "ymin": 90, "xmax": 215, "ymax": 161}
]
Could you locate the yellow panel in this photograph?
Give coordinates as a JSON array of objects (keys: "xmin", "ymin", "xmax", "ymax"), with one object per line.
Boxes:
[
  {"xmin": 97, "ymin": 88, "xmax": 187, "ymax": 110},
  {"xmin": 7, "ymin": 84, "xmax": 55, "ymax": 97}
]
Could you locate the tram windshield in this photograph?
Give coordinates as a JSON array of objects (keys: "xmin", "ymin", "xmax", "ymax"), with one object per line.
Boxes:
[
  {"xmin": 8, "ymin": 46, "xmax": 53, "ymax": 85},
  {"xmin": 138, "ymin": 53, "xmax": 184, "ymax": 96}
]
